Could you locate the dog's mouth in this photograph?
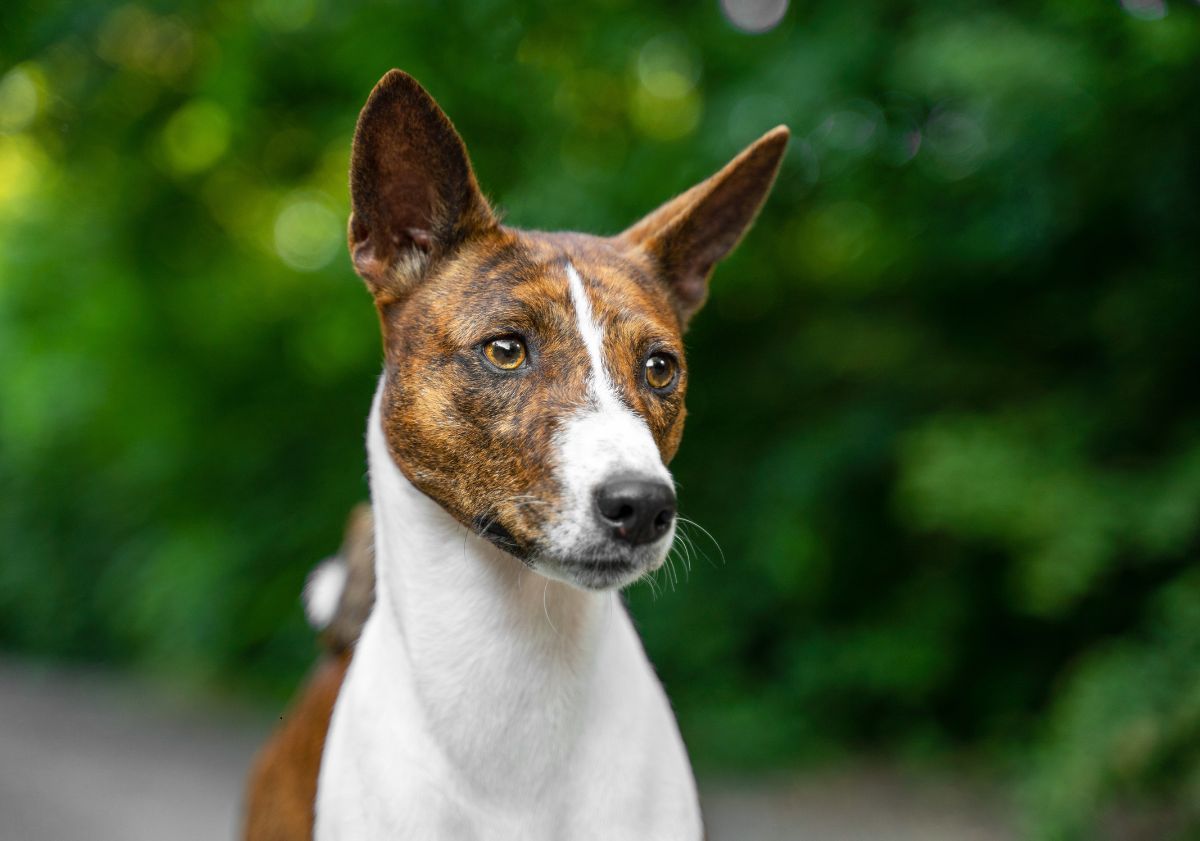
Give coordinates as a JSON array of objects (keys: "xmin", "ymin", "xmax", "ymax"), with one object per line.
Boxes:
[
  {"xmin": 471, "ymin": 513, "xmax": 665, "ymax": 591},
  {"xmin": 472, "ymin": 515, "xmax": 532, "ymax": 563},
  {"xmin": 557, "ymin": 557, "xmax": 641, "ymax": 590}
]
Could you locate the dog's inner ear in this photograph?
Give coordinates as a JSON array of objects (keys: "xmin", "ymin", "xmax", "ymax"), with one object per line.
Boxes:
[
  {"xmin": 616, "ymin": 126, "xmax": 789, "ymax": 327},
  {"xmin": 349, "ymin": 70, "xmax": 494, "ymax": 302}
]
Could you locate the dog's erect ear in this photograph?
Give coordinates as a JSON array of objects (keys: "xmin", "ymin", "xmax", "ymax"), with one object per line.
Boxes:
[
  {"xmin": 616, "ymin": 126, "xmax": 789, "ymax": 326},
  {"xmin": 348, "ymin": 70, "xmax": 494, "ymax": 302}
]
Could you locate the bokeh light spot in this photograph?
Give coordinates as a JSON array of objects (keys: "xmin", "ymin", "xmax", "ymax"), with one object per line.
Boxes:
[
  {"xmin": 0, "ymin": 134, "xmax": 48, "ymax": 211},
  {"xmin": 631, "ymin": 87, "xmax": 702, "ymax": 141},
  {"xmin": 921, "ymin": 107, "xmax": 987, "ymax": 180},
  {"xmin": 816, "ymin": 102, "xmax": 882, "ymax": 153},
  {"xmin": 1121, "ymin": 0, "xmax": 1168, "ymax": 20},
  {"xmin": 720, "ymin": 0, "xmax": 789, "ymax": 34},
  {"xmin": 880, "ymin": 98, "xmax": 923, "ymax": 166},
  {"xmin": 253, "ymin": 0, "xmax": 318, "ymax": 32},
  {"xmin": 273, "ymin": 193, "xmax": 341, "ymax": 272},
  {"xmin": 161, "ymin": 100, "xmax": 231, "ymax": 175},
  {"xmin": 0, "ymin": 65, "xmax": 43, "ymax": 134},
  {"xmin": 631, "ymin": 35, "xmax": 702, "ymax": 141},
  {"xmin": 96, "ymin": 5, "xmax": 194, "ymax": 79},
  {"xmin": 637, "ymin": 35, "xmax": 700, "ymax": 99}
]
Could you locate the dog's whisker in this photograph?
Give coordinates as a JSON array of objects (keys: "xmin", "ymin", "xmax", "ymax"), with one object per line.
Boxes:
[
  {"xmin": 676, "ymin": 546, "xmax": 691, "ymax": 582},
  {"xmin": 542, "ymin": 579, "xmax": 560, "ymax": 636},
  {"xmin": 671, "ymin": 532, "xmax": 694, "ymax": 576},
  {"xmin": 681, "ymin": 531, "xmax": 701, "ymax": 573},
  {"xmin": 643, "ymin": 567, "xmax": 661, "ymax": 600},
  {"xmin": 672, "ymin": 520, "xmax": 707, "ymax": 570},
  {"xmin": 666, "ymin": 546, "xmax": 682, "ymax": 590},
  {"xmin": 507, "ymin": 495, "xmax": 552, "ymax": 509},
  {"xmin": 462, "ymin": 515, "xmax": 472, "ymax": 564},
  {"xmin": 677, "ymin": 516, "xmax": 725, "ymax": 567},
  {"xmin": 669, "ymin": 543, "xmax": 691, "ymax": 582}
]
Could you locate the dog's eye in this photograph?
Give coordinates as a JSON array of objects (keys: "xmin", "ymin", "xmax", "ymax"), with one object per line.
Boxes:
[
  {"xmin": 644, "ymin": 353, "xmax": 678, "ymax": 391},
  {"xmin": 483, "ymin": 336, "xmax": 527, "ymax": 371}
]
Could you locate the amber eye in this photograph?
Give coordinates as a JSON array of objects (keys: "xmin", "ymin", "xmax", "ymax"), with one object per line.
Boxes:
[
  {"xmin": 483, "ymin": 336, "xmax": 527, "ymax": 370},
  {"xmin": 644, "ymin": 352, "xmax": 678, "ymax": 391}
]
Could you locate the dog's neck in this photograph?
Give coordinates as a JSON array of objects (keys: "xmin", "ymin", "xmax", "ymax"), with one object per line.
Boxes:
[
  {"xmin": 362, "ymin": 380, "xmax": 618, "ymax": 792},
  {"xmin": 317, "ymin": 378, "xmax": 701, "ymax": 837}
]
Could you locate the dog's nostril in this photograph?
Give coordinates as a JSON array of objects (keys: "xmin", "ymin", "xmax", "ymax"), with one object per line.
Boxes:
[{"xmin": 594, "ymin": 477, "xmax": 677, "ymax": 547}]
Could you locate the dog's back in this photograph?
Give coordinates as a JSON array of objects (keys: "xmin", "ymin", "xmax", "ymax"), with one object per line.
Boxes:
[
  {"xmin": 243, "ymin": 652, "xmax": 349, "ymax": 841},
  {"xmin": 242, "ymin": 506, "xmax": 375, "ymax": 841}
]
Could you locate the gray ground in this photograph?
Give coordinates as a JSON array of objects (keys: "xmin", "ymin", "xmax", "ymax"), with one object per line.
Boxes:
[{"xmin": 0, "ymin": 658, "xmax": 1015, "ymax": 841}]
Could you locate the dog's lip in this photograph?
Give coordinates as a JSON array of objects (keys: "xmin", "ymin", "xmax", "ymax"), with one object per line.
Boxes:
[
  {"xmin": 559, "ymin": 556, "xmax": 648, "ymax": 590},
  {"xmin": 472, "ymin": 516, "xmax": 532, "ymax": 561},
  {"xmin": 556, "ymin": 556, "xmax": 643, "ymax": 590},
  {"xmin": 561, "ymin": 557, "xmax": 638, "ymax": 571},
  {"xmin": 481, "ymin": 520, "xmax": 516, "ymax": 545},
  {"xmin": 470, "ymin": 516, "xmax": 652, "ymax": 586}
]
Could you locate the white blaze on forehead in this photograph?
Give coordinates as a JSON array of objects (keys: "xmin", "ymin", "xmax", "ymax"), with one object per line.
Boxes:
[
  {"xmin": 565, "ymin": 262, "xmax": 620, "ymax": 410},
  {"xmin": 548, "ymin": 262, "xmax": 673, "ymax": 565}
]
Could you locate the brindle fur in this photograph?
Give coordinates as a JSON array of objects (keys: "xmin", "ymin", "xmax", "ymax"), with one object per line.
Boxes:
[
  {"xmin": 242, "ymin": 70, "xmax": 786, "ymax": 840},
  {"xmin": 377, "ymin": 230, "xmax": 690, "ymax": 559},
  {"xmin": 243, "ymin": 652, "xmax": 350, "ymax": 841},
  {"xmin": 319, "ymin": 503, "xmax": 375, "ymax": 655}
]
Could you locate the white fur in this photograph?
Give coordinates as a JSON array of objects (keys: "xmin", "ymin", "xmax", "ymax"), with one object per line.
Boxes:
[
  {"xmin": 565, "ymin": 262, "xmax": 620, "ymax": 411},
  {"xmin": 303, "ymin": 557, "xmax": 347, "ymax": 630},
  {"xmin": 548, "ymin": 264, "xmax": 675, "ymax": 576},
  {"xmin": 314, "ymin": 384, "xmax": 702, "ymax": 840}
]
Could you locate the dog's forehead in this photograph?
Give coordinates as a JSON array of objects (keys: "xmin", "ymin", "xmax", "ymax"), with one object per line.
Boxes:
[{"xmin": 419, "ymin": 228, "xmax": 682, "ymax": 346}]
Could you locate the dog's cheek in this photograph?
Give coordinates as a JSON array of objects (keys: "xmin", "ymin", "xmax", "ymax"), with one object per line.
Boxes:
[
  {"xmin": 656, "ymin": 401, "xmax": 687, "ymax": 463},
  {"xmin": 494, "ymin": 384, "xmax": 573, "ymax": 549},
  {"xmin": 433, "ymin": 370, "xmax": 503, "ymax": 521},
  {"xmin": 490, "ymin": 390, "xmax": 560, "ymax": 546},
  {"xmin": 444, "ymin": 373, "xmax": 547, "ymax": 533},
  {"xmin": 381, "ymin": 359, "xmax": 475, "ymax": 526}
]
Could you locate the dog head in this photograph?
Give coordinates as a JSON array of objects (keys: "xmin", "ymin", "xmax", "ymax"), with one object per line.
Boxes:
[{"xmin": 349, "ymin": 70, "xmax": 786, "ymax": 590}]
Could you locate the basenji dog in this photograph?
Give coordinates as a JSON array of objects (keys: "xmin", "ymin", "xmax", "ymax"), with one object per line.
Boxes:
[{"xmin": 243, "ymin": 69, "xmax": 787, "ymax": 841}]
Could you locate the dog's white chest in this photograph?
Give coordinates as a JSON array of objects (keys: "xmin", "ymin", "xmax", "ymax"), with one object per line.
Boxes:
[{"xmin": 315, "ymin": 603, "xmax": 701, "ymax": 841}]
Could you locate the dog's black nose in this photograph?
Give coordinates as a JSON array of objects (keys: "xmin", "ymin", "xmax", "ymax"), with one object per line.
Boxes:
[{"xmin": 594, "ymin": 478, "xmax": 677, "ymax": 546}]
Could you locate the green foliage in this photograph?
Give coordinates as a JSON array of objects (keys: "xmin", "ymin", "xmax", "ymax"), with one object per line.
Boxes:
[{"xmin": 2, "ymin": 1, "xmax": 1198, "ymax": 835}]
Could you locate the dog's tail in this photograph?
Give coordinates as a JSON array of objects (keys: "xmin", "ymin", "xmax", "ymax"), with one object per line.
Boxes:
[{"xmin": 303, "ymin": 503, "xmax": 376, "ymax": 654}]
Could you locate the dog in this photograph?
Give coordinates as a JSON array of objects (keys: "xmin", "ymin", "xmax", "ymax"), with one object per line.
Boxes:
[{"xmin": 242, "ymin": 69, "xmax": 787, "ymax": 841}]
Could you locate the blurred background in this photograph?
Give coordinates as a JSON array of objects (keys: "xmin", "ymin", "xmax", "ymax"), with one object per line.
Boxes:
[{"xmin": 2, "ymin": 0, "xmax": 1199, "ymax": 838}]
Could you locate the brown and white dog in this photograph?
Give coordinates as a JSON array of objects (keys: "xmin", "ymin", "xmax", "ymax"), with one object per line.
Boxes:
[{"xmin": 243, "ymin": 70, "xmax": 787, "ymax": 841}]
